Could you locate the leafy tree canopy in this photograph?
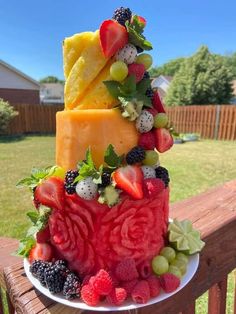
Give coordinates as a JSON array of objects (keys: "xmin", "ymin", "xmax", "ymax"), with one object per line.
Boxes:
[
  {"xmin": 163, "ymin": 46, "xmax": 234, "ymax": 106},
  {"xmin": 150, "ymin": 58, "xmax": 185, "ymax": 77},
  {"xmin": 39, "ymin": 76, "xmax": 64, "ymax": 84}
]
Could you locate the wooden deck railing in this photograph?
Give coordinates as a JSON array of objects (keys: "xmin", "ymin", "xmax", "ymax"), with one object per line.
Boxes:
[{"xmin": 2, "ymin": 180, "xmax": 236, "ymax": 313}]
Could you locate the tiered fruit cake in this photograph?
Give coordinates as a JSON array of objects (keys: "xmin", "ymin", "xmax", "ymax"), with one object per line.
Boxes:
[{"xmin": 17, "ymin": 7, "xmax": 205, "ymax": 307}]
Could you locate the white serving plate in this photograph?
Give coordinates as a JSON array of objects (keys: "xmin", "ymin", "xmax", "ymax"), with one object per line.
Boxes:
[{"xmin": 24, "ymin": 254, "xmax": 199, "ymax": 312}]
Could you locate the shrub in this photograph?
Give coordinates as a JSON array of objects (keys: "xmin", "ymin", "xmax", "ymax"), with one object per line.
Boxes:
[{"xmin": 0, "ymin": 98, "xmax": 18, "ymax": 134}]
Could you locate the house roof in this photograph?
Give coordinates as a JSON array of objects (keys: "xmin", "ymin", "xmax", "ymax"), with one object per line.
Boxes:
[{"xmin": 0, "ymin": 59, "xmax": 40, "ymax": 88}]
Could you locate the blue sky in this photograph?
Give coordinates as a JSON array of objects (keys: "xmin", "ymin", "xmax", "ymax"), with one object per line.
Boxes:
[{"xmin": 1, "ymin": 0, "xmax": 236, "ymax": 81}]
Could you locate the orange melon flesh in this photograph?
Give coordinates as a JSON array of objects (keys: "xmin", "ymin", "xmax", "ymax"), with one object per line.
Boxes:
[{"xmin": 56, "ymin": 109, "xmax": 139, "ymax": 170}]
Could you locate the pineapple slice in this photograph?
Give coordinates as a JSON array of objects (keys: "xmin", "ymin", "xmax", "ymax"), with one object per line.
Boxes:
[
  {"xmin": 77, "ymin": 60, "xmax": 118, "ymax": 109},
  {"xmin": 63, "ymin": 32, "xmax": 94, "ymax": 79},
  {"xmin": 65, "ymin": 30, "xmax": 109, "ymax": 110}
]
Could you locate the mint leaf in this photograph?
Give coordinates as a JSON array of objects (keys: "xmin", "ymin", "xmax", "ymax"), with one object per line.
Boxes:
[
  {"xmin": 137, "ymin": 78, "xmax": 152, "ymax": 94},
  {"xmin": 119, "ymin": 75, "xmax": 136, "ymax": 96},
  {"xmin": 27, "ymin": 211, "xmax": 40, "ymax": 224},
  {"xmin": 104, "ymin": 145, "xmax": 124, "ymax": 168},
  {"xmin": 16, "ymin": 237, "xmax": 36, "ymax": 257},
  {"xmin": 136, "ymin": 92, "xmax": 152, "ymax": 108},
  {"xmin": 127, "ymin": 15, "xmax": 145, "ymax": 34},
  {"xmin": 103, "ymin": 81, "xmax": 122, "ymax": 99}
]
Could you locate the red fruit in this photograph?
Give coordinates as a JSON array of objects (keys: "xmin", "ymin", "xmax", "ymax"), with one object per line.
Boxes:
[
  {"xmin": 152, "ymin": 92, "xmax": 166, "ymax": 113},
  {"xmin": 138, "ymin": 260, "xmax": 152, "ymax": 279},
  {"xmin": 147, "ymin": 275, "xmax": 161, "ymax": 297},
  {"xmin": 121, "ymin": 279, "xmax": 138, "ymax": 296},
  {"xmin": 137, "ymin": 16, "xmax": 146, "ymax": 26},
  {"xmin": 138, "ymin": 132, "xmax": 155, "ymax": 150},
  {"xmin": 107, "ymin": 287, "xmax": 127, "ymax": 305},
  {"xmin": 147, "ymin": 108, "xmax": 158, "ymax": 117},
  {"xmin": 143, "ymin": 178, "xmax": 165, "ymax": 198},
  {"xmin": 93, "ymin": 269, "xmax": 113, "ymax": 296},
  {"xmin": 28, "ymin": 243, "xmax": 53, "ymax": 263},
  {"xmin": 81, "ymin": 284, "xmax": 100, "ymax": 306},
  {"xmin": 34, "ymin": 177, "xmax": 65, "ymax": 211},
  {"xmin": 159, "ymin": 273, "xmax": 180, "ymax": 293},
  {"xmin": 131, "ymin": 280, "xmax": 150, "ymax": 304},
  {"xmin": 128, "ymin": 63, "xmax": 146, "ymax": 82},
  {"xmin": 99, "ymin": 20, "xmax": 128, "ymax": 58},
  {"xmin": 36, "ymin": 226, "xmax": 50, "ymax": 243},
  {"xmin": 115, "ymin": 258, "xmax": 139, "ymax": 282},
  {"xmin": 113, "ymin": 166, "xmax": 143, "ymax": 199},
  {"xmin": 154, "ymin": 128, "xmax": 174, "ymax": 153}
]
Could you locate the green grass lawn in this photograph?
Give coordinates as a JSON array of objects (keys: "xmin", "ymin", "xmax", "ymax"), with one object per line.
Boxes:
[{"xmin": 0, "ymin": 135, "xmax": 235, "ymax": 313}]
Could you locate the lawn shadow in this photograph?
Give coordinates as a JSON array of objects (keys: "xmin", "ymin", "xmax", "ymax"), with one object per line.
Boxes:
[{"xmin": 0, "ymin": 135, "xmax": 26, "ymax": 143}]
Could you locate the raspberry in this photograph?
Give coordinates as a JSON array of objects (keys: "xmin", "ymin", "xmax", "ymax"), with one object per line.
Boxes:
[
  {"xmin": 138, "ymin": 132, "xmax": 155, "ymax": 150},
  {"xmin": 143, "ymin": 178, "xmax": 165, "ymax": 198},
  {"xmin": 138, "ymin": 260, "xmax": 152, "ymax": 279},
  {"xmin": 81, "ymin": 284, "xmax": 100, "ymax": 306},
  {"xmin": 112, "ymin": 7, "xmax": 132, "ymax": 26},
  {"xmin": 131, "ymin": 280, "xmax": 151, "ymax": 304},
  {"xmin": 82, "ymin": 275, "xmax": 92, "ymax": 286},
  {"xmin": 93, "ymin": 269, "xmax": 113, "ymax": 296},
  {"xmin": 126, "ymin": 146, "xmax": 145, "ymax": 165},
  {"xmin": 147, "ymin": 275, "xmax": 161, "ymax": 297},
  {"xmin": 108, "ymin": 271, "xmax": 120, "ymax": 287},
  {"xmin": 64, "ymin": 170, "xmax": 79, "ymax": 194},
  {"xmin": 121, "ymin": 279, "xmax": 138, "ymax": 296},
  {"xmin": 115, "ymin": 258, "xmax": 139, "ymax": 282},
  {"xmin": 159, "ymin": 273, "xmax": 180, "ymax": 293},
  {"xmin": 155, "ymin": 166, "xmax": 170, "ymax": 187},
  {"xmin": 128, "ymin": 63, "xmax": 146, "ymax": 83},
  {"xmin": 106, "ymin": 287, "xmax": 127, "ymax": 305}
]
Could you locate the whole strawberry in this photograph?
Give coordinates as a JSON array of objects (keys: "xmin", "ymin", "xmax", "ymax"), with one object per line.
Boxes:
[
  {"xmin": 138, "ymin": 132, "xmax": 156, "ymax": 150},
  {"xmin": 128, "ymin": 63, "xmax": 146, "ymax": 82}
]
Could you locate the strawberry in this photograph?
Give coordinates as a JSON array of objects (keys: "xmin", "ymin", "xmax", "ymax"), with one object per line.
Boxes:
[
  {"xmin": 34, "ymin": 177, "xmax": 65, "ymax": 211},
  {"xmin": 137, "ymin": 16, "xmax": 146, "ymax": 26},
  {"xmin": 99, "ymin": 20, "xmax": 128, "ymax": 58},
  {"xmin": 147, "ymin": 108, "xmax": 158, "ymax": 117},
  {"xmin": 154, "ymin": 128, "xmax": 174, "ymax": 153},
  {"xmin": 138, "ymin": 132, "xmax": 156, "ymax": 150},
  {"xmin": 152, "ymin": 92, "xmax": 166, "ymax": 113},
  {"xmin": 28, "ymin": 243, "xmax": 53, "ymax": 263},
  {"xmin": 113, "ymin": 166, "xmax": 143, "ymax": 199},
  {"xmin": 128, "ymin": 63, "xmax": 146, "ymax": 82},
  {"xmin": 159, "ymin": 273, "xmax": 180, "ymax": 293},
  {"xmin": 36, "ymin": 226, "xmax": 50, "ymax": 243}
]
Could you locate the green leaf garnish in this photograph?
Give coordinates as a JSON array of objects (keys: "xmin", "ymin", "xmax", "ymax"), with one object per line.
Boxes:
[
  {"xmin": 118, "ymin": 75, "xmax": 136, "ymax": 96},
  {"xmin": 16, "ymin": 237, "xmax": 36, "ymax": 258},
  {"xmin": 137, "ymin": 78, "xmax": 152, "ymax": 94},
  {"xmin": 126, "ymin": 16, "xmax": 153, "ymax": 51},
  {"xmin": 103, "ymin": 81, "xmax": 122, "ymax": 99},
  {"xmin": 104, "ymin": 144, "xmax": 124, "ymax": 168}
]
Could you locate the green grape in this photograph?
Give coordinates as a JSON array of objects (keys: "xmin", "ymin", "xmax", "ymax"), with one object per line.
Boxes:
[
  {"xmin": 110, "ymin": 61, "xmax": 128, "ymax": 81},
  {"xmin": 53, "ymin": 166, "xmax": 66, "ymax": 179},
  {"xmin": 136, "ymin": 53, "xmax": 153, "ymax": 70},
  {"xmin": 168, "ymin": 265, "xmax": 182, "ymax": 279},
  {"xmin": 154, "ymin": 113, "xmax": 168, "ymax": 128},
  {"xmin": 160, "ymin": 246, "xmax": 176, "ymax": 263},
  {"xmin": 152, "ymin": 255, "xmax": 169, "ymax": 275},
  {"xmin": 143, "ymin": 150, "xmax": 159, "ymax": 166},
  {"xmin": 171, "ymin": 259, "xmax": 187, "ymax": 275},
  {"xmin": 176, "ymin": 252, "xmax": 189, "ymax": 264}
]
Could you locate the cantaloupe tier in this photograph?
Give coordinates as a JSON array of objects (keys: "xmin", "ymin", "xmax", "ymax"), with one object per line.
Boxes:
[
  {"xmin": 49, "ymin": 189, "xmax": 169, "ymax": 276},
  {"xmin": 56, "ymin": 109, "xmax": 139, "ymax": 170}
]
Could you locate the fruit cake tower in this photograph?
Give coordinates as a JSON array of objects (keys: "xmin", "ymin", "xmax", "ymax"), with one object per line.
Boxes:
[{"xmin": 18, "ymin": 7, "xmax": 204, "ymax": 306}]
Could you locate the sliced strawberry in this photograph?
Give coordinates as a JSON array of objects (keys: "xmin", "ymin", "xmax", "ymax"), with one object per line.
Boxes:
[
  {"xmin": 36, "ymin": 225, "xmax": 50, "ymax": 243},
  {"xmin": 152, "ymin": 92, "xmax": 166, "ymax": 113},
  {"xmin": 34, "ymin": 177, "xmax": 65, "ymax": 211},
  {"xmin": 113, "ymin": 166, "xmax": 143, "ymax": 199},
  {"xmin": 28, "ymin": 242, "xmax": 53, "ymax": 263},
  {"xmin": 128, "ymin": 63, "xmax": 146, "ymax": 83},
  {"xmin": 99, "ymin": 20, "xmax": 128, "ymax": 58},
  {"xmin": 154, "ymin": 128, "xmax": 174, "ymax": 153}
]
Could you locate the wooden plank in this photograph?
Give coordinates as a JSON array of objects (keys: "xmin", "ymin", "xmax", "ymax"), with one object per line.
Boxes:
[
  {"xmin": 208, "ymin": 277, "xmax": 228, "ymax": 314},
  {"xmin": 181, "ymin": 301, "xmax": 195, "ymax": 314},
  {"xmin": 234, "ymin": 270, "xmax": 236, "ymax": 314}
]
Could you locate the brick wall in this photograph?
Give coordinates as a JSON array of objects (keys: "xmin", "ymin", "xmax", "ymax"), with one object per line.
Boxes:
[{"xmin": 0, "ymin": 88, "xmax": 40, "ymax": 105}]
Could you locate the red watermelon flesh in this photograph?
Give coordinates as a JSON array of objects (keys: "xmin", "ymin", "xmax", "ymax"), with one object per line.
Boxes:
[{"xmin": 49, "ymin": 190, "xmax": 169, "ymax": 277}]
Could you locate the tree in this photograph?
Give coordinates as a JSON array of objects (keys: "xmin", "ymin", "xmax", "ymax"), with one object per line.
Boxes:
[
  {"xmin": 164, "ymin": 46, "xmax": 234, "ymax": 106},
  {"xmin": 150, "ymin": 58, "xmax": 185, "ymax": 77},
  {"xmin": 39, "ymin": 76, "xmax": 64, "ymax": 84},
  {"xmin": 0, "ymin": 99, "xmax": 18, "ymax": 134},
  {"xmin": 224, "ymin": 52, "xmax": 236, "ymax": 78}
]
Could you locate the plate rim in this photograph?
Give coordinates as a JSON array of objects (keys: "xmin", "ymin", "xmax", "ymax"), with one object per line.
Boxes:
[{"xmin": 24, "ymin": 253, "xmax": 199, "ymax": 312}]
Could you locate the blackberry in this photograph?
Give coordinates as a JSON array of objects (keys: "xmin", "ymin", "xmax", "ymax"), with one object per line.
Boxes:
[
  {"xmin": 145, "ymin": 87, "xmax": 154, "ymax": 99},
  {"xmin": 101, "ymin": 171, "xmax": 111, "ymax": 188},
  {"xmin": 136, "ymin": 46, "xmax": 144, "ymax": 54},
  {"xmin": 36, "ymin": 262, "xmax": 52, "ymax": 286},
  {"xmin": 126, "ymin": 146, "xmax": 145, "ymax": 165},
  {"xmin": 44, "ymin": 262, "xmax": 68, "ymax": 293},
  {"xmin": 143, "ymin": 71, "xmax": 150, "ymax": 80},
  {"xmin": 30, "ymin": 260, "xmax": 45, "ymax": 277},
  {"xmin": 64, "ymin": 170, "xmax": 79, "ymax": 194},
  {"xmin": 155, "ymin": 166, "xmax": 170, "ymax": 187},
  {"xmin": 63, "ymin": 273, "xmax": 81, "ymax": 299},
  {"xmin": 113, "ymin": 7, "xmax": 132, "ymax": 26}
]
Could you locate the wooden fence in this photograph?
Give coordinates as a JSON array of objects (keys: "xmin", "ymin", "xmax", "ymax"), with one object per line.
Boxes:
[{"xmin": 5, "ymin": 103, "xmax": 236, "ymax": 141}]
